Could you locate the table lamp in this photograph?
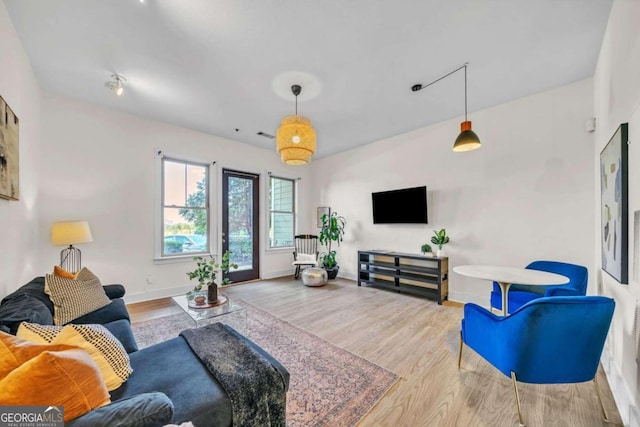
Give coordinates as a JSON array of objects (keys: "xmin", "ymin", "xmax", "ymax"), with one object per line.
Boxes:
[{"xmin": 51, "ymin": 221, "xmax": 93, "ymax": 273}]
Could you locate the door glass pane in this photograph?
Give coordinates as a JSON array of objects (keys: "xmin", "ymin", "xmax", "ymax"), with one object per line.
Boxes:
[{"xmin": 227, "ymin": 176, "xmax": 253, "ymax": 271}]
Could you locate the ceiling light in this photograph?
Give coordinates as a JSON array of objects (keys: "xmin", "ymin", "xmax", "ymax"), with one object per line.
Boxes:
[
  {"xmin": 412, "ymin": 62, "xmax": 481, "ymax": 152},
  {"xmin": 105, "ymin": 74, "xmax": 127, "ymax": 96},
  {"xmin": 276, "ymin": 85, "xmax": 317, "ymax": 165}
]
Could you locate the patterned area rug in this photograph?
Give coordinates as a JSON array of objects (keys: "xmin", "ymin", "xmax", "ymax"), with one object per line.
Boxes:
[{"xmin": 131, "ymin": 300, "xmax": 399, "ymax": 427}]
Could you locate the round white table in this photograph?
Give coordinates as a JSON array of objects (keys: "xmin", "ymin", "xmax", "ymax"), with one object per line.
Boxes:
[{"xmin": 453, "ymin": 265, "xmax": 570, "ymax": 315}]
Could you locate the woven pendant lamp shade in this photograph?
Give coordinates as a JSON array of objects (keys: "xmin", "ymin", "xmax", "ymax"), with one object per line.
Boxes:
[{"xmin": 276, "ymin": 114, "xmax": 317, "ymax": 165}]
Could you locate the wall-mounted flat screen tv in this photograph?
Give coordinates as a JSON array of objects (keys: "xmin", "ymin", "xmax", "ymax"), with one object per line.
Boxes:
[{"xmin": 372, "ymin": 186, "xmax": 428, "ymax": 224}]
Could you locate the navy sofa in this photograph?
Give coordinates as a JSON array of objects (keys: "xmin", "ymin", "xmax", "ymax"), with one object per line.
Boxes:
[{"xmin": 0, "ymin": 277, "xmax": 289, "ymax": 426}]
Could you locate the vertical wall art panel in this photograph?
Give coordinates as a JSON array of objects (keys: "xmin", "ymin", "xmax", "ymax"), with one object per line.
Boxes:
[
  {"xmin": 0, "ymin": 96, "xmax": 19, "ymax": 201},
  {"xmin": 317, "ymin": 207, "xmax": 330, "ymax": 228},
  {"xmin": 600, "ymin": 123, "xmax": 628, "ymax": 284}
]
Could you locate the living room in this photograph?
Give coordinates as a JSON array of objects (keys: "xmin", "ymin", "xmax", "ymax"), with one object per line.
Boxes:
[{"xmin": 1, "ymin": 0, "xmax": 639, "ymax": 426}]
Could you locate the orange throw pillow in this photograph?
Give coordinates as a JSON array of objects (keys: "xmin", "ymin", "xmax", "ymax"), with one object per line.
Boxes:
[
  {"xmin": 0, "ymin": 331, "xmax": 76, "ymax": 378},
  {"xmin": 0, "ymin": 331, "xmax": 110, "ymax": 422},
  {"xmin": 53, "ymin": 265, "xmax": 77, "ymax": 279},
  {"xmin": 0, "ymin": 349, "xmax": 111, "ymax": 421}
]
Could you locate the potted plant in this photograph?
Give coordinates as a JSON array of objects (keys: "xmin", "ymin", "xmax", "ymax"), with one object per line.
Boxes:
[
  {"xmin": 431, "ymin": 228, "xmax": 450, "ymax": 257},
  {"xmin": 421, "ymin": 243, "xmax": 433, "ymax": 256},
  {"xmin": 318, "ymin": 211, "xmax": 346, "ymax": 280},
  {"xmin": 187, "ymin": 251, "xmax": 238, "ymax": 304}
]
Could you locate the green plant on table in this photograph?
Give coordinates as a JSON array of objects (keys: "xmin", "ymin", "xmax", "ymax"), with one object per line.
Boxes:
[
  {"xmin": 187, "ymin": 251, "xmax": 238, "ymax": 295},
  {"xmin": 421, "ymin": 243, "xmax": 432, "ymax": 254},
  {"xmin": 430, "ymin": 228, "xmax": 450, "ymax": 250}
]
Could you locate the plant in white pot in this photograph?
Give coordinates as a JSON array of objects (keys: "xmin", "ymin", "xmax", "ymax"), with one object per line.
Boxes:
[
  {"xmin": 431, "ymin": 228, "xmax": 450, "ymax": 257},
  {"xmin": 421, "ymin": 243, "xmax": 433, "ymax": 256},
  {"xmin": 318, "ymin": 211, "xmax": 346, "ymax": 280},
  {"xmin": 187, "ymin": 251, "xmax": 238, "ymax": 304}
]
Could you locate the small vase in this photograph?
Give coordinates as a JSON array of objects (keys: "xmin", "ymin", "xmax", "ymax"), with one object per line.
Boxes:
[
  {"xmin": 207, "ymin": 284, "xmax": 218, "ymax": 303},
  {"xmin": 436, "ymin": 248, "xmax": 445, "ymax": 257}
]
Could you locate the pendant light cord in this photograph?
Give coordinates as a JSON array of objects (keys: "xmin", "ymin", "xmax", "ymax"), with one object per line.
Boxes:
[
  {"xmin": 464, "ymin": 64, "xmax": 467, "ymax": 122},
  {"xmin": 412, "ymin": 62, "xmax": 470, "ymax": 121}
]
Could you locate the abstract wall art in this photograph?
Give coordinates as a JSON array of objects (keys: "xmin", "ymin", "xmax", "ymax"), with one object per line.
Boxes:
[
  {"xmin": 0, "ymin": 96, "xmax": 19, "ymax": 201},
  {"xmin": 600, "ymin": 123, "xmax": 628, "ymax": 284}
]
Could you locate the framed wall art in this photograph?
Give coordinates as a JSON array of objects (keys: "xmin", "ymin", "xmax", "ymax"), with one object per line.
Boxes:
[
  {"xmin": 317, "ymin": 207, "xmax": 330, "ymax": 228},
  {"xmin": 0, "ymin": 96, "xmax": 19, "ymax": 201},
  {"xmin": 600, "ymin": 123, "xmax": 628, "ymax": 284}
]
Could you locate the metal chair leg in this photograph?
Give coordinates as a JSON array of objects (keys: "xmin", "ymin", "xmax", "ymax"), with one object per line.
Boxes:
[
  {"xmin": 594, "ymin": 376, "xmax": 611, "ymax": 423},
  {"xmin": 511, "ymin": 371, "xmax": 525, "ymax": 426},
  {"xmin": 294, "ymin": 265, "xmax": 300, "ymax": 279},
  {"xmin": 457, "ymin": 330, "xmax": 463, "ymax": 368}
]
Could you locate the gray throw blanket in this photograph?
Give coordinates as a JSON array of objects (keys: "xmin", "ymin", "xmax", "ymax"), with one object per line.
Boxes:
[{"xmin": 180, "ymin": 323, "xmax": 286, "ymax": 427}]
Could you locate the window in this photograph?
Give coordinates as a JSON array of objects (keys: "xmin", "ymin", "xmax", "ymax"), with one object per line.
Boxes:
[
  {"xmin": 161, "ymin": 158, "xmax": 209, "ymax": 257},
  {"xmin": 268, "ymin": 176, "xmax": 295, "ymax": 248}
]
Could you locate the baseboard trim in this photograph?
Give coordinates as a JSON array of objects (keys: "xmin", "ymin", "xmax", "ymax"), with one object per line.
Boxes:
[{"xmin": 124, "ymin": 285, "xmax": 192, "ymax": 304}]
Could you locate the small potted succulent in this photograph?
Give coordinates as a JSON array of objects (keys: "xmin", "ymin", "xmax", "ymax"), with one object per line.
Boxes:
[
  {"xmin": 187, "ymin": 251, "xmax": 238, "ymax": 304},
  {"xmin": 431, "ymin": 228, "xmax": 450, "ymax": 257},
  {"xmin": 421, "ymin": 243, "xmax": 433, "ymax": 256}
]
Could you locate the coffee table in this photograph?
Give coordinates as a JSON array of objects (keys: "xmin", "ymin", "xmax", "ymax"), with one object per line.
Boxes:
[{"xmin": 171, "ymin": 293, "xmax": 247, "ymax": 333}]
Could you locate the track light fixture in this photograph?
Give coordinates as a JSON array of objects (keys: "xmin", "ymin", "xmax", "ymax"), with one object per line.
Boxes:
[
  {"xmin": 412, "ymin": 62, "xmax": 481, "ymax": 152},
  {"xmin": 105, "ymin": 74, "xmax": 127, "ymax": 96}
]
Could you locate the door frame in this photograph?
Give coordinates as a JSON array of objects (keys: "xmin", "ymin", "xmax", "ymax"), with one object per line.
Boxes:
[{"xmin": 222, "ymin": 168, "xmax": 260, "ymax": 282}]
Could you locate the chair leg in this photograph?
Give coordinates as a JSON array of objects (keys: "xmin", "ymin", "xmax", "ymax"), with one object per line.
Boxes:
[
  {"xmin": 510, "ymin": 371, "xmax": 525, "ymax": 426},
  {"xmin": 294, "ymin": 265, "xmax": 300, "ymax": 279},
  {"xmin": 594, "ymin": 376, "xmax": 611, "ymax": 423},
  {"xmin": 457, "ymin": 330, "xmax": 463, "ymax": 368}
]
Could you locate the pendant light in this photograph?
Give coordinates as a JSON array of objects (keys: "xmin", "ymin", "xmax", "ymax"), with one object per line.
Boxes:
[
  {"xmin": 452, "ymin": 64, "xmax": 481, "ymax": 152},
  {"xmin": 411, "ymin": 62, "xmax": 481, "ymax": 152},
  {"xmin": 276, "ymin": 85, "xmax": 317, "ymax": 165}
]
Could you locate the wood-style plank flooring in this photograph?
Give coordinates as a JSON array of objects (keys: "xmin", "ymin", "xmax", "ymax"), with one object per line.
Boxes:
[{"xmin": 127, "ymin": 277, "xmax": 623, "ymax": 427}]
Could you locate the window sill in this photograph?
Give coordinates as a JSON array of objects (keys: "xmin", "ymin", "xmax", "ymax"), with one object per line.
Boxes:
[
  {"xmin": 266, "ymin": 247, "xmax": 295, "ymax": 253},
  {"xmin": 153, "ymin": 253, "xmax": 216, "ymax": 265}
]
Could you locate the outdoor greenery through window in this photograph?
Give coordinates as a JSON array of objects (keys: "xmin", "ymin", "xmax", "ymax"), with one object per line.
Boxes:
[
  {"xmin": 269, "ymin": 176, "xmax": 295, "ymax": 248},
  {"xmin": 162, "ymin": 158, "xmax": 209, "ymax": 257},
  {"xmin": 227, "ymin": 174, "xmax": 255, "ymax": 269}
]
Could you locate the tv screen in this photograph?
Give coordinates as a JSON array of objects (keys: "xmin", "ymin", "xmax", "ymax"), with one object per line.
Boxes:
[{"xmin": 372, "ymin": 186, "xmax": 428, "ymax": 224}]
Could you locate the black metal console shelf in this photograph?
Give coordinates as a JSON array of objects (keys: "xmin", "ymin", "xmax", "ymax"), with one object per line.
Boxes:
[{"xmin": 357, "ymin": 250, "xmax": 449, "ymax": 304}]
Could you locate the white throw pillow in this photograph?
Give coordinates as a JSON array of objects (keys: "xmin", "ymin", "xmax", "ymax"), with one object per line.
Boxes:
[{"xmin": 296, "ymin": 253, "xmax": 316, "ymax": 263}]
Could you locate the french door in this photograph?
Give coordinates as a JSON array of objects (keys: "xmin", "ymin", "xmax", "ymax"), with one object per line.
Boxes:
[{"xmin": 222, "ymin": 169, "xmax": 260, "ymax": 282}]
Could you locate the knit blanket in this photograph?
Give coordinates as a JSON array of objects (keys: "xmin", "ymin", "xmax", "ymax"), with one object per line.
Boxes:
[{"xmin": 180, "ymin": 323, "xmax": 286, "ymax": 427}]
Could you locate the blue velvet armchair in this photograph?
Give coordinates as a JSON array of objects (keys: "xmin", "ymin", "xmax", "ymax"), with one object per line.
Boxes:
[
  {"xmin": 490, "ymin": 260, "xmax": 588, "ymax": 313},
  {"xmin": 459, "ymin": 296, "xmax": 615, "ymax": 426}
]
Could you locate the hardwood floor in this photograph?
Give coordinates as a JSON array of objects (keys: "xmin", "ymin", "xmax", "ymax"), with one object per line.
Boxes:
[{"xmin": 127, "ymin": 277, "xmax": 622, "ymax": 427}]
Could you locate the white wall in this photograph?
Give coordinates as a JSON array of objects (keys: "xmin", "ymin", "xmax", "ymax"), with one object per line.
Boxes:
[
  {"xmin": 310, "ymin": 79, "xmax": 595, "ymax": 306},
  {"xmin": 594, "ymin": 1, "xmax": 640, "ymax": 425},
  {"xmin": 0, "ymin": 2, "xmax": 41, "ymax": 296},
  {"xmin": 38, "ymin": 94, "xmax": 312, "ymax": 302}
]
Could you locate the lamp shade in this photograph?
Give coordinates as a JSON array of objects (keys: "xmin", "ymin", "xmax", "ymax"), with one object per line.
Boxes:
[
  {"xmin": 51, "ymin": 221, "xmax": 93, "ymax": 246},
  {"xmin": 453, "ymin": 121, "xmax": 481, "ymax": 152},
  {"xmin": 276, "ymin": 115, "xmax": 317, "ymax": 165}
]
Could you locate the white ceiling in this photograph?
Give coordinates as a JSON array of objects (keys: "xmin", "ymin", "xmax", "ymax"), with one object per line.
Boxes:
[{"xmin": 4, "ymin": 0, "xmax": 612, "ymax": 158}]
